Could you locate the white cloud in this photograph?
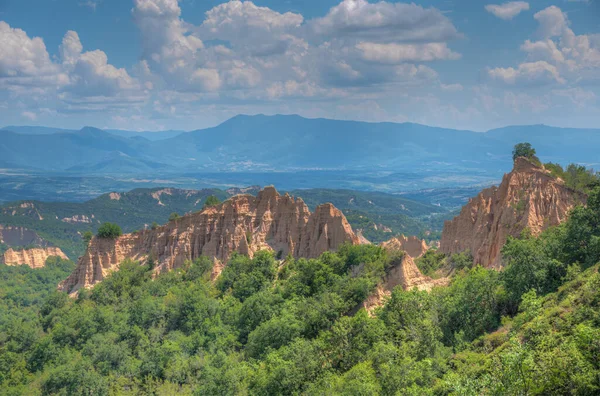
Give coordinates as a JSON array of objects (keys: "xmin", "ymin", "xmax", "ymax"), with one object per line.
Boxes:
[
  {"xmin": 310, "ymin": 0, "xmax": 459, "ymax": 42},
  {"xmin": 21, "ymin": 111, "xmax": 37, "ymax": 121},
  {"xmin": 60, "ymin": 31, "xmax": 84, "ymax": 67},
  {"xmin": 441, "ymin": 83, "xmax": 464, "ymax": 91},
  {"xmin": 0, "ymin": 21, "xmax": 65, "ymax": 89},
  {"xmin": 485, "ymin": 2, "xmax": 530, "ymax": 20},
  {"xmin": 488, "ymin": 61, "xmax": 565, "ymax": 85},
  {"xmin": 534, "ymin": 6, "xmax": 569, "ymax": 38},
  {"xmin": 0, "ymin": 1, "xmax": 470, "ymax": 128},
  {"xmin": 356, "ymin": 42, "xmax": 460, "ymax": 64},
  {"xmin": 487, "ymin": 5, "xmax": 600, "ymax": 88}
]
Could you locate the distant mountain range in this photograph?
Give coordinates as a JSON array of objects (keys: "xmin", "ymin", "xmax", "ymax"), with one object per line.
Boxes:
[{"xmin": 2, "ymin": 115, "xmax": 599, "ymax": 173}]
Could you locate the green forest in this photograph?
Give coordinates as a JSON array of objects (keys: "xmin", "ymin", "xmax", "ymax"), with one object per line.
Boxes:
[{"xmin": 0, "ymin": 183, "xmax": 599, "ymax": 395}]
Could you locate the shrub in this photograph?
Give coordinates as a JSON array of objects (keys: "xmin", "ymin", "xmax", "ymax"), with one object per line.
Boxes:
[
  {"xmin": 203, "ymin": 195, "xmax": 221, "ymax": 210},
  {"xmin": 82, "ymin": 231, "xmax": 93, "ymax": 245},
  {"xmin": 96, "ymin": 223, "xmax": 122, "ymax": 239},
  {"xmin": 512, "ymin": 142, "xmax": 537, "ymax": 162}
]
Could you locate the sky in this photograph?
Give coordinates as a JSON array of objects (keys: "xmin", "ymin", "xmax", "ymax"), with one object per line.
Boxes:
[{"xmin": 0, "ymin": 0, "xmax": 599, "ymax": 132}]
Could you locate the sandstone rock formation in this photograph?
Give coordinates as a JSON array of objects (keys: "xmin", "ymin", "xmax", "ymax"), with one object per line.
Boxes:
[
  {"xmin": 4, "ymin": 247, "xmax": 68, "ymax": 269},
  {"xmin": 381, "ymin": 234, "xmax": 429, "ymax": 258},
  {"xmin": 59, "ymin": 187, "xmax": 360, "ymax": 294},
  {"xmin": 440, "ymin": 157, "xmax": 585, "ymax": 268},
  {"xmin": 355, "ymin": 229, "xmax": 450, "ymax": 313},
  {"xmin": 362, "ymin": 242, "xmax": 448, "ymax": 313}
]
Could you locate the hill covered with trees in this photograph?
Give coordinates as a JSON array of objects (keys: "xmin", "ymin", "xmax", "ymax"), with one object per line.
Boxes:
[{"xmin": 0, "ymin": 182, "xmax": 599, "ymax": 394}]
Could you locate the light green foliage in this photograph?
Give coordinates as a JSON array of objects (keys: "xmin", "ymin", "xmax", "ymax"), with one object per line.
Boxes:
[
  {"xmin": 546, "ymin": 162, "xmax": 600, "ymax": 194},
  {"xmin": 168, "ymin": 212, "xmax": 181, "ymax": 221}
]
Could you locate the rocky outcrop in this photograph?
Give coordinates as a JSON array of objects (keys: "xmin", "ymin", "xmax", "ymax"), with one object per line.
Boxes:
[
  {"xmin": 381, "ymin": 235, "xmax": 429, "ymax": 258},
  {"xmin": 362, "ymin": 236, "xmax": 444, "ymax": 313},
  {"xmin": 362, "ymin": 243, "xmax": 448, "ymax": 313},
  {"xmin": 440, "ymin": 157, "xmax": 585, "ymax": 268},
  {"xmin": 59, "ymin": 187, "xmax": 360, "ymax": 294},
  {"xmin": 4, "ymin": 247, "xmax": 68, "ymax": 269}
]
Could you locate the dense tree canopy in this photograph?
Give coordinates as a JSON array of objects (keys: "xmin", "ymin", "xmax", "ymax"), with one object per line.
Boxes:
[{"xmin": 1, "ymin": 187, "xmax": 600, "ymax": 395}]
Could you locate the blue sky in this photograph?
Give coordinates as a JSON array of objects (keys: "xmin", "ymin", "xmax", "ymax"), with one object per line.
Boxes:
[{"xmin": 1, "ymin": 0, "xmax": 599, "ymax": 131}]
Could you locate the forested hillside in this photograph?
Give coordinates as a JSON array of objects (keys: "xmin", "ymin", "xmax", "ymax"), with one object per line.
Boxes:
[{"xmin": 1, "ymin": 185, "xmax": 599, "ymax": 395}]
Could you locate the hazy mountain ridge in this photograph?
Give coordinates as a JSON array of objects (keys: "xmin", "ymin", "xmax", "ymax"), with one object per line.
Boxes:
[{"xmin": 2, "ymin": 115, "xmax": 599, "ymax": 173}]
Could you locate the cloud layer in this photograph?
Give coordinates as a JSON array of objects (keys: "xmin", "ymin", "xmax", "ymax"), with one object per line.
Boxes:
[{"xmin": 0, "ymin": 1, "xmax": 598, "ymax": 131}]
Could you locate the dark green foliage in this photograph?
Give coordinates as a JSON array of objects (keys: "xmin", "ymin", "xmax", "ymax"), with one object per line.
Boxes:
[
  {"xmin": 169, "ymin": 212, "xmax": 180, "ymax": 221},
  {"xmin": 96, "ymin": 222, "xmax": 122, "ymax": 239},
  {"xmin": 82, "ymin": 231, "xmax": 93, "ymax": 245},
  {"xmin": 202, "ymin": 195, "xmax": 221, "ymax": 209},
  {"xmin": 415, "ymin": 249, "xmax": 446, "ymax": 276},
  {"xmin": 3, "ymin": 196, "xmax": 600, "ymax": 394},
  {"xmin": 513, "ymin": 142, "xmax": 538, "ymax": 162}
]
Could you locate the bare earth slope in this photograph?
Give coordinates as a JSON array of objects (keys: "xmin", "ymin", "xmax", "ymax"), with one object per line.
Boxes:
[
  {"xmin": 59, "ymin": 187, "xmax": 360, "ymax": 294},
  {"xmin": 4, "ymin": 247, "xmax": 68, "ymax": 269},
  {"xmin": 440, "ymin": 157, "xmax": 585, "ymax": 268}
]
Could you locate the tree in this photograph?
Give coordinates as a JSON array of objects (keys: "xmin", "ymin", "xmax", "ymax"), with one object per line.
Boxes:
[
  {"xmin": 203, "ymin": 196, "xmax": 221, "ymax": 210},
  {"xmin": 512, "ymin": 143, "xmax": 537, "ymax": 162},
  {"xmin": 82, "ymin": 231, "xmax": 93, "ymax": 245},
  {"xmin": 168, "ymin": 212, "xmax": 180, "ymax": 222},
  {"xmin": 96, "ymin": 223, "xmax": 122, "ymax": 239}
]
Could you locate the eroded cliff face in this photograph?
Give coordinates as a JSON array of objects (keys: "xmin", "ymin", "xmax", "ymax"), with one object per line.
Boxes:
[
  {"xmin": 381, "ymin": 235, "xmax": 429, "ymax": 258},
  {"xmin": 440, "ymin": 157, "xmax": 585, "ymax": 268},
  {"xmin": 362, "ymin": 240, "xmax": 448, "ymax": 313},
  {"xmin": 4, "ymin": 247, "xmax": 68, "ymax": 269},
  {"xmin": 59, "ymin": 187, "xmax": 360, "ymax": 294}
]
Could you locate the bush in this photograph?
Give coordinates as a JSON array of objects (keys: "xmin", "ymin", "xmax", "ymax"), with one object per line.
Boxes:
[
  {"xmin": 512, "ymin": 142, "xmax": 537, "ymax": 162},
  {"xmin": 96, "ymin": 223, "xmax": 122, "ymax": 239},
  {"xmin": 203, "ymin": 196, "xmax": 221, "ymax": 210},
  {"xmin": 82, "ymin": 231, "xmax": 93, "ymax": 245},
  {"xmin": 169, "ymin": 213, "xmax": 180, "ymax": 222}
]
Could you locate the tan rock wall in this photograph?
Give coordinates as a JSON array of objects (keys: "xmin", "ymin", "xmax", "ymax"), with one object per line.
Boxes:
[
  {"xmin": 4, "ymin": 247, "xmax": 68, "ymax": 269},
  {"xmin": 59, "ymin": 187, "xmax": 360, "ymax": 294},
  {"xmin": 440, "ymin": 157, "xmax": 585, "ymax": 268}
]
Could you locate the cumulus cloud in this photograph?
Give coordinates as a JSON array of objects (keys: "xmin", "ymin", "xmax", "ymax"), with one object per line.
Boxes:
[
  {"xmin": 310, "ymin": 0, "xmax": 459, "ymax": 42},
  {"xmin": 0, "ymin": 21, "xmax": 65, "ymax": 89},
  {"xmin": 130, "ymin": 0, "xmax": 461, "ymax": 98},
  {"xmin": 487, "ymin": 5, "xmax": 600, "ymax": 87},
  {"xmin": 534, "ymin": 6, "xmax": 569, "ymax": 38},
  {"xmin": 485, "ymin": 2, "xmax": 529, "ymax": 20},
  {"xmin": 488, "ymin": 61, "xmax": 565, "ymax": 85},
  {"xmin": 0, "ymin": 0, "xmax": 468, "ymax": 127},
  {"xmin": 0, "ymin": 21, "xmax": 145, "ymax": 120}
]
